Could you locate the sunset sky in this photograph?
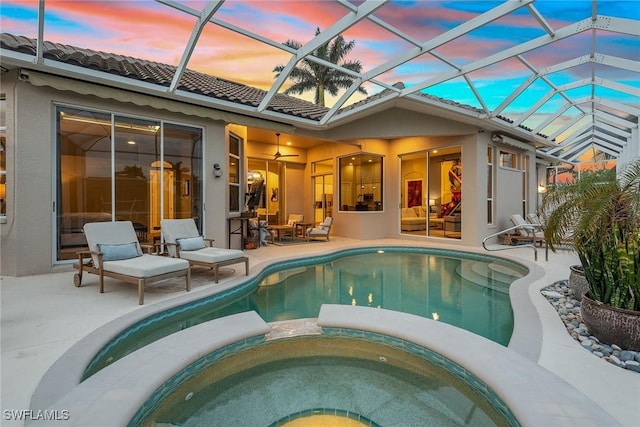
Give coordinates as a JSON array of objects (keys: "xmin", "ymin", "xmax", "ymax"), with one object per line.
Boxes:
[{"xmin": 2, "ymin": 0, "xmax": 639, "ymax": 138}]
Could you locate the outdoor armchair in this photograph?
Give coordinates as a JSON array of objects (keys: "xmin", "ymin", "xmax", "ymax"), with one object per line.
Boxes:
[{"xmin": 306, "ymin": 217, "xmax": 333, "ymax": 241}]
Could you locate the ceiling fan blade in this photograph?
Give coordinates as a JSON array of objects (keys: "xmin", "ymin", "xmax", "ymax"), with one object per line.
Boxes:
[{"xmin": 270, "ymin": 133, "xmax": 299, "ymax": 159}]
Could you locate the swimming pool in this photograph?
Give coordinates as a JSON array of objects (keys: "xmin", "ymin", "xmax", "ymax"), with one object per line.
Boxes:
[
  {"xmin": 82, "ymin": 247, "xmax": 528, "ymax": 380},
  {"xmin": 31, "ymin": 244, "xmax": 622, "ymax": 427}
]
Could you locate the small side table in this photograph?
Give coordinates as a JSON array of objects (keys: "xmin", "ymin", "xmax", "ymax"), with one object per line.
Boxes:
[
  {"xmin": 295, "ymin": 222, "xmax": 312, "ymax": 238},
  {"xmin": 227, "ymin": 217, "xmax": 250, "ymax": 249}
]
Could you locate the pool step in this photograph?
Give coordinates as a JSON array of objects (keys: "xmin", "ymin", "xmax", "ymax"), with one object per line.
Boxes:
[
  {"xmin": 261, "ymin": 266, "xmax": 307, "ymax": 286},
  {"xmin": 456, "ymin": 261, "xmax": 523, "ymax": 294}
]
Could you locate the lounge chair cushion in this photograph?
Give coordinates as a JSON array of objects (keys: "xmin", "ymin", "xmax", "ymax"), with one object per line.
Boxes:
[
  {"xmin": 160, "ymin": 219, "xmax": 202, "ymax": 257},
  {"xmin": 98, "ymin": 242, "xmax": 142, "ymax": 261},
  {"xmin": 307, "ymin": 217, "xmax": 333, "ymax": 240},
  {"xmin": 102, "ymin": 254, "xmax": 189, "ymax": 278},
  {"xmin": 177, "ymin": 236, "xmax": 206, "ymax": 251},
  {"xmin": 178, "ymin": 247, "xmax": 245, "ymax": 264},
  {"xmin": 84, "ymin": 221, "xmax": 144, "ymax": 266},
  {"xmin": 287, "ymin": 214, "xmax": 304, "ymax": 226}
]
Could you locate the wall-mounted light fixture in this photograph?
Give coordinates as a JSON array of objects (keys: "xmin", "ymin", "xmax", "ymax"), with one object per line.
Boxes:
[
  {"xmin": 537, "ymin": 183, "xmax": 546, "ymax": 193},
  {"xmin": 213, "ymin": 163, "xmax": 223, "ymax": 178}
]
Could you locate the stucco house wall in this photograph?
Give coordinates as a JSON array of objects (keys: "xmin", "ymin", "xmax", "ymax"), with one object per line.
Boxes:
[
  {"xmin": 0, "ymin": 71, "xmax": 229, "ymax": 276},
  {"xmin": 1, "ymin": 71, "xmax": 539, "ymax": 276}
]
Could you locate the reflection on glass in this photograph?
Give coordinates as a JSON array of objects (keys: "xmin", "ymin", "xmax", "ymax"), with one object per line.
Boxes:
[{"xmin": 248, "ymin": 159, "xmax": 281, "ymax": 225}]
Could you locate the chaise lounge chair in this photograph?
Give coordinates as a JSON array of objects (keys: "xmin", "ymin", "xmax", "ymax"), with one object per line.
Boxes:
[
  {"xmin": 160, "ymin": 219, "xmax": 249, "ymax": 283},
  {"xmin": 510, "ymin": 214, "xmax": 545, "ymax": 246},
  {"xmin": 73, "ymin": 221, "xmax": 191, "ymax": 305},
  {"xmin": 306, "ymin": 217, "xmax": 333, "ymax": 241}
]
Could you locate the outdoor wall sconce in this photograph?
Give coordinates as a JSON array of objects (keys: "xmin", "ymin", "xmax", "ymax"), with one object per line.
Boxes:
[
  {"xmin": 213, "ymin": 163, "xmax": 223, "ymax": 178},
  {"xmin": 537, "ymin": 183, "xmax": 546, "ymax": 193}
]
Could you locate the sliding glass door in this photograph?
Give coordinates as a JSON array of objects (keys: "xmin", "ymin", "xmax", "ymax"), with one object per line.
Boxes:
[
  {"xmin": 399, "ymin": 147, "xmax": 462, "ymax": 239},
  {"xmin": 312, "ymin": 159, "xmax": 333, "ymax": 224},
  {"xmin": 247, "ymin": 158, "xmax": 282, "ymax": 225},
  {"xmin": 56, "ymin": 106, "xmax": 202, "ymax": 260}
]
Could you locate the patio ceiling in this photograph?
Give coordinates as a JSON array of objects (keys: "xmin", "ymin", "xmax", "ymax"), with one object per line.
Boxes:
[{"xmin": 1, "ymin": 0, "xmax": 638, "ymax": 164}]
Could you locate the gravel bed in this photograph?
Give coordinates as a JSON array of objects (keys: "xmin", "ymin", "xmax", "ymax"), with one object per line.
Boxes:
[{"xmin": 541, "ymin": 281, "xmax": 640, "ymax": 374}]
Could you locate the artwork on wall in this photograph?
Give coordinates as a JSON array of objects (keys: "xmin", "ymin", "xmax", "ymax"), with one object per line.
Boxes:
[
  {"xmin": 441, "ymin": 159, "xmax": 462, "ymax": 216},
  {"xmin": 405, "ymin": 179, "xmax": 423, "ymax": 208}
]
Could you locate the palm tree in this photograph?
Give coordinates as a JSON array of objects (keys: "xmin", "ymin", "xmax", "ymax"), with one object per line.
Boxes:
[{"xmin": 273, "ymin": 27, "xmax": 367, "ymax": 106}]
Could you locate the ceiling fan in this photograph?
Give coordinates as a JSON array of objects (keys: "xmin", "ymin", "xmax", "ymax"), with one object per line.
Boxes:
[{"xmin": 265, "ymin": 133, "xmax": 299, "ymax": 160}]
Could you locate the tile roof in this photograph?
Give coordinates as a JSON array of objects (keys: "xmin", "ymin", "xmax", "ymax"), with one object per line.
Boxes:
[
  {"xmin": 0, "ymin": 33, "xmax": 543, "ymax": 136},
  {"xmin": 0, "ymin": 33, "xmax": 330, "ymax": 121},
  {"xmin": 340, "ymin": 81, "xmax": 485, "ymax": 115}
]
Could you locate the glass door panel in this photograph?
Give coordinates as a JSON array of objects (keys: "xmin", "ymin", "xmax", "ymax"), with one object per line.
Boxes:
[
  {"xmin": 313, "ymin": 174, "xmax": 333, "ymax": 224},
  {"xmin": 429, "ymin": 147, "xmax": 462, "ymax": 239},
  {"xmin": 114, "ymin": 116, "xmax": 159, "ymax": 243},
  {"xmin": 399, "ymin": 152, "xmax": 427, "ymax": 236},
  {"xmin": 248, "ymin": 159, "xmax": 281, "ymax": 225},
  {"xmin": 163, "ymin": 123, "xmax": 203, "ymax": 229},
  {"xmin": 57, "ymin": 108, "xmax": 114, "ymax": 260}
]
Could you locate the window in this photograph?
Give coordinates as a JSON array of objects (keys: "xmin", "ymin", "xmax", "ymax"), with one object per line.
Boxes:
[
  {"xmin": 228, "ymin": 133, "xmax": 242, "ymax": 212},
  {"xmin": 522, "ymin": 154, "xmax": 529, "ymax": 216},
  {"xmin": 487, "ymin": 146, "xmax": 494, "ymax": 225},
  {"xmin": 56, "ymin": 106, "xmax": 203, "ymax": 260},
  {"xmin": 0, "ymin": 96, "xmax": 5, "ymax": 223},
  {"xmin": 338, "ymin": 153, "xmax": 383, "ymax": 212},
  {"xmin": 499, "ymin": 150, "xmax": 519, "ymax": 169}
]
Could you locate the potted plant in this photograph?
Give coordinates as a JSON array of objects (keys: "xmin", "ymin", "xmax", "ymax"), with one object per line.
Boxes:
[
  {"xmin": 568, "ymin": 264, "xmax": 589, "ymax": 300},
  {"xmin": 539, "ymin": 159, "xmax": 640, "ymax": 351}
]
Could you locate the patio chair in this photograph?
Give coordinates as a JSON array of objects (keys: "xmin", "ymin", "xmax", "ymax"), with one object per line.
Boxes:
[
  {"xmin": 73, "ymin": 221, "xmax": 190, "ymax": 305},
  {"xmin": 160, "ymin": 219, "xmax": 249, "ymax": 283},
  {"xmin": 510, "ymin": 214, "xmax": 545, "ymax": 246},
  {"xmin": 526, "ymin": 212, "xmax": 544, "ymax": 228},
  {"xmin": 286, "ymin": 214, "xmax": 304, "ymax": 226},
  {"xmin": 307, "ymin": 217, "xmax": 333, "ymax": 242},
  {"xmin": 528, "ymin": 212, "xmax": 573, "ymax": 248}
]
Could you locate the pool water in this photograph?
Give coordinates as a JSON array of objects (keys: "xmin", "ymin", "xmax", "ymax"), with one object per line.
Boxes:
[
  {"xmin": 252, "ymin": 252, "xmax": 520, "ymax": 345},
  {"xmin": 140, "ymin": 337, "xmax": 511, "ymax": 427},
  {"xmin": 83, "ymin": 248, "xmax": 527, "ymax": 379}
]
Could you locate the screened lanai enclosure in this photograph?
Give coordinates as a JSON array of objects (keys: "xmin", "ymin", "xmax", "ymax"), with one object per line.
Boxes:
[
  {"xmin": 2, "ymin": 0, "xmax": 637, "ymax": 163},
  {"xmin": 0, "ymin": 0, "xmax": 638, "ymax": 268}
]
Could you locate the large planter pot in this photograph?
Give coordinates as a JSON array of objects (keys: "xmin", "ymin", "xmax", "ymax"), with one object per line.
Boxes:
[
  {"xmin": 581, "ymin": 294, "xmax": 640, "ymax": 351},
  {"xmin": 568, "ymin": 265, "xmax": 589, "ymax": 300}
]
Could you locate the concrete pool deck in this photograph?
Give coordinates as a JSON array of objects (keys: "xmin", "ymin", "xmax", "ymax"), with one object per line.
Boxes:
[{"xmin": 1, "ymin": 238, "xmax": 638, "ymax": 426}]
